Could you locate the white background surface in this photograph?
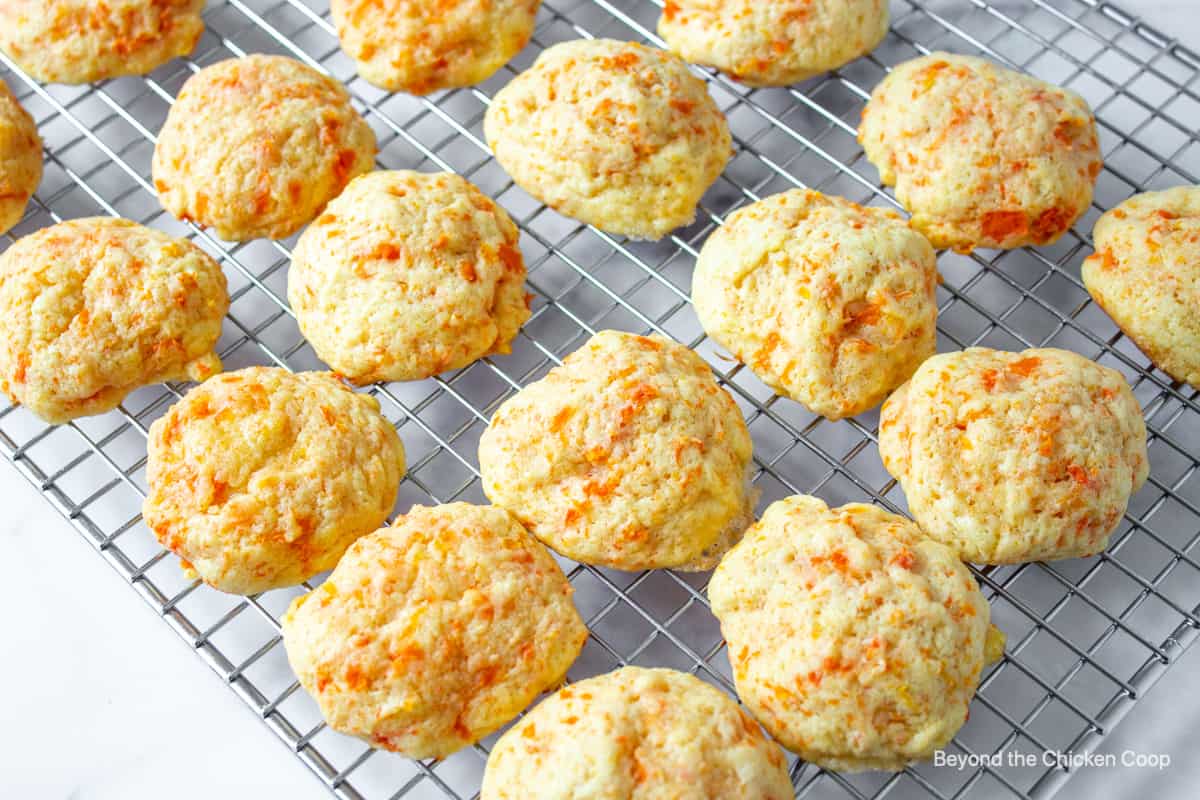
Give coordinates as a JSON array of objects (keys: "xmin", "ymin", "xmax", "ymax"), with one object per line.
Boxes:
[{"xmin": 4, "ymin": 2, "xmax": 1200, "ymax": 799}]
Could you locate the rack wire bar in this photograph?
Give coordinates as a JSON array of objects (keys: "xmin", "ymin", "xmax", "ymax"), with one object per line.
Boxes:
[{"xmin": 4, "ymin": 1, "xmax": 1200, "ymax": 798}]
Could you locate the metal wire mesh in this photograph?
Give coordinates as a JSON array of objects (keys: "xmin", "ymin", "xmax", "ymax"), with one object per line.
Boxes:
[{"xmin": 3, "ymin": 0, "xmax": 1200, "ymax": 797}]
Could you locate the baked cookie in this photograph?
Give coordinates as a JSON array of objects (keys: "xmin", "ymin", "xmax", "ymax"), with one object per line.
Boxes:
[
  {"xmin": 481, "ymin": 666, "xmax": 793, "ymax": 799},
  {"xmin": 331, "ymin": 0, "xmax": 540, "ymax": 94},
  {"xmin": 659, "ymin": 0, "xmax": 888, "ymax": 87},
  {"xmin": 0, "ymin": 0, "xmax": 204, "ymax": 84},
  {"xmin": 693, "ymin": 189, "xmax": 938, "ymax": 419},
  {"xmin": 143, "ymin": 368, "xmax": 405, "ymax": 594},
  {"xmin": 879, "ymin": 347, "xmax": 1148, "ymax": 564},
  {"xmin": 709, "ymin": 495, "xmax": 1005, "ymax": 772},
  {"xmin": 478, "ymin": 330, "xmax": 753, "ymax": 571},
  {"xmin": 0, "ymin": 217, "xmax": 227, "ymax": 424},
  {"xmin": 1082, "ymin": 186, "xmax": 1200, "ymax": 388},
  {"xmin": 859, "ymin": 52, "xmax": 1101, "ymax": 252},
  {"xmin": 282, "ymin": 502, "xmax": 586, "ymax": 759},
  {"xmin": 484, "ymin": 39, "xmax": 731, "ymax": 240},
  {"xmin": 153, "ymin": 54, "xmax": 376, "ymax": 241},
  {"xmin": 288, "ymin": 170, "xmax": 530, "ymax": 383},
  {"xmin": 0, "ymin": 78, "xmax": 39, "ymax": 236}
]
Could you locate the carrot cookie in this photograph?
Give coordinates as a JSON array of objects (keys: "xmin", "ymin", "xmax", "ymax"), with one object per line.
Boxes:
[
  {"xmin": 879, "ymin": 347, "xmax": 1148, "ymax": 564},
  {"xmin": 1082, "ymin": 186, "xmax": 1200, "ymax": 388},
  {"xmin": 0, "ymin": 218, "xmax": 227, "ymax": 424},
  {"xmin": 143, "ymin": 368, "xmax": 405, "ymax": 594},
  {"xmin": 0, "ymin": 0, "xmax": 204, "ymax": 84},
  {"xmin": 709, "ymin": 495, "xmax": 1005, "ymax": 771},
  {"xmin": 859, "ymin": 53, "xmax": 1102, "ymax": 251},
  {"xmin": 288, "ymin": 170, "xmax": 529, "ymax": 383},
  {"xmin": 693, "ymin": 189, "xmax": 937, "ymax": 419},
  {"xmin": 0, "ymin": 78, "xmax": 40, "ymax": 236},
  {"xmin": 282, "ymin": 503, "xmax": 586, "ymax": 759},
  {"xmin": 481, "ymin": 666, "xmax": 793, "ymax": 799},
  {"xmin": 331, "ymin": 0, "xmax": 541, "ymax": 94},
  {"xmin": 659, "ymin": 0, "xmax": 888, "ymax": 87},
  {"xmin": 153, "ymin": 55, "xmax": 376, "ymax": 241},
  {"xmin": 478, "ymin": 330, "xmax": 754, "ymax": 571},
  {"xmin": 484, "ymin": 39, "xmax": 731, "ymax": 240}
]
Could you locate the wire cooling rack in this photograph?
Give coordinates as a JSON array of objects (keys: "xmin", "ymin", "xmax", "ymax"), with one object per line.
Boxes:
[{"xmin": 3, "ymin": 0, "xmax": 1200, "ymax": 798}]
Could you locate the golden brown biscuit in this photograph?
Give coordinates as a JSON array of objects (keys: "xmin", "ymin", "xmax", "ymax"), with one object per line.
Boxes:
[
  {"xmin": 0, "ymin": 217, "xmax": 227, "ymax": 424},
  {"xmin": 481, "ymin": 666, "xmax": 794, "ymax": 799},
  {"xmin": 709, "ymin": 494, "xmax": 1004, "ymax": 772},
  {"xmin": 1082, "ymin": 186, "xmax": 1200, "ymax": 388},
  {"xmin": 152, "ymin": 54, "xmax": 376, "ymax": 241},
  {"xmin": 288, "ymin": 170, "xmax": 530, "ymax": 383},
  {"xmin": 659, "ymin": 0, "xmax": 889, "ymax": 87},
  {"xmin": 0, "ymin": 0, "xmax": 204, "ymax": 84},
  {"xmin": 484, "ymin": 39, "xmax": 731, "ymax": 240},
  {"xmin": 859, "ymin": 52, "xmax": 1102, "ymax": 251},
  {"xmin": 331, "ymin": 0, "xmax": 540, "ymax": 94},
  {"xmin": 693, "ymin": 189, "xmax": 938, "ymax": 419},
  {"xmin": 879, "ymin": 347, "xmax": 1148, "ymax": 563},
  {"xmin": 0, "ymin": 78, "xmax": 39, "ymax": 236},
  {"xmin": 143, "ymin": 368, "xmax": 405, "ymax": 594},
  {"xmin": 282, "ymin": 502, "xmax": 586, "ymax": 759},
  {"xmin": 478, "ymin": 330, "xmax": 754, "ymax": 571}
]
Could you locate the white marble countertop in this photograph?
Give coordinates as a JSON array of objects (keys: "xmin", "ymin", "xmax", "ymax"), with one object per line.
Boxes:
[{"xmin": 4, "ymin": 2, "xmax": 1199, "ymax": 799}]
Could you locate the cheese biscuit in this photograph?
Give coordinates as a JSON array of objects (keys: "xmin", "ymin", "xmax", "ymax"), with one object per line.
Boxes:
[
  {"xmin": 331, "ymin": 0, "xmax": 540, "ymax": 94},
  {"xmin": 153, "ymin": 55, "xmax": 376, "ymax": 241},
  {"xmin": 0, "ymin": 78, "xmax": 41, "ymax": 235},
  {"xmin": 1082, "ymin": 186, "xmax": 1200, "ymax": 388},
  {"xmin": 693, "ymin": 189, "xmax": 938, "ymax": 419},
  {"xmin": 0, "ymin": 0, "xmax": 204, "ymax": 84},
  {"xmin": 879, "ymin": 348, "xmax": 1148, "ymax": 563},
  {"xmin": 143, "ymin": 368, "xmax": 406, "ymax": 594},
  {"xmin": 860, "ymin": 53, "xmax": 1101, "ymax": 251},
  {"xmin": 659, "ymin": 0, "xmax": 888, "ymax": 87},
  {"xmin": 289, "ymin": 170, "xmax": 529, "ymax": 383},
  {"xmin": 283, "ymin": 502, "xmax": 586, "ymax": 759},
  {"xmin": 709, "ymin": 494, "xmax": 1004, "ymax": 771},
  {"xmin": 478, "ymin": 331, "xmax": 754, "ymax": 571},
  {"xmin": 0, "ymin": 217, "xmax": 226, "ymax": 423},
  {"xmin": 485, "ymin": 39, "xmax": 731, "ymax": 240},
  {"xmin": 482, "ymin": 666, "xmax": 793, "ymax": 799}
]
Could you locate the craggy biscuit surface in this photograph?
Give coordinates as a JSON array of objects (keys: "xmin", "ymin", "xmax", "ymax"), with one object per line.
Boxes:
[
  {"xmin": 331, "ymin": 0, "xmax": 540, "ymax": 94},
  {"xmin": 0, "ymin": 0, "xmax": 204, "ymax": 84},
  {"xmin": 153, "ymin": 54, "xmax": 376, "ymax": 241},
  {"xmin": 289, "ymin": 170, "xmax": 530, "ymax": 383},
  {"xmin": 659, "ymin": 0, "xmax": 888, "ymax": 87},
  {"xmin": 0, "ymin": 78, "xmax": 40, "ymax": 236},
  {"xmin": 481, "ymin": 666, "xmax": 793, "ymax": 800},
  {"xmin": 282, "ymin": 503, "xmax": 586, "ymax": 759},
  {"xmin": 709, "ymin": 495, "xmax": 1003, "ymax": 772},
  {"xmin": 478, "ymin": 330, "xmax": 753, "ymax": 571},
  {"xmin": 879, "ymin": 348, "xmax": 1148, "ymax": 563},
  {"xmin": 693, "ymin": 189, "xmax": 938, "ymax": 419},
  {"xmin": 484, "ymin": 39, "xmax": 731, "ymax": 240},
  {"xmin": 860, "ymin": 52, "xmax": 1101, "ymax": 251},
  {"xmin": 1082, "ymin": 186, "xmax": 1200, "ymax": 388},
  {"xmin": 0, "ymin": 217, "xmax": 227, "ymax": 424},
  {"xmin": 143, "ymin": 368, "xmax": 405, "ymax": 594}
]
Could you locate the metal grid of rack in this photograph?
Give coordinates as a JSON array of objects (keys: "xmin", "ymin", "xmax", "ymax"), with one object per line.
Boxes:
[{"xmin": 3, "ymin": 0, "xmax": 1199, "ymax": 798}]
